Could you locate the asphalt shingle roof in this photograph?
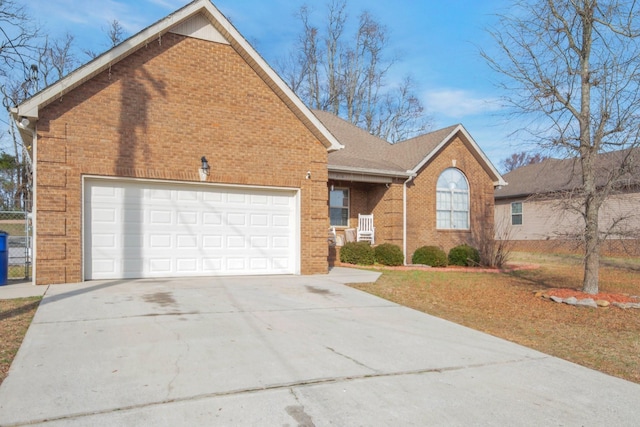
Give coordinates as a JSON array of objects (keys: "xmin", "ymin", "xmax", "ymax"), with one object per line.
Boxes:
[
  {"xmin": 389, "ymin": 125, "xmax": 460, "ymax": 170},
  {"xmin": 495, "ymin": 148, "xmax": 640, "ymax": 199},
  {"xmin": 313, "ymin": 109, "xmax": 460, "ymax": 175}
]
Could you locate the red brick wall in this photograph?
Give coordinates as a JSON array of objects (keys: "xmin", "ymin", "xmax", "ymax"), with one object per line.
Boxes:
[
  {"xmin": 327, "ymin": 135, "xmax": 495, "ymax": 262},
  {"xmin": 328, "ymin": 180, "xmax": 404, "ymax": 248},
  {"xmin": 35, "ymin": 33, "xmax": 329, "ymax": 284},
  {"xmin": 406, "ymin": 135, "xmax": 495, "ymax": 259}
]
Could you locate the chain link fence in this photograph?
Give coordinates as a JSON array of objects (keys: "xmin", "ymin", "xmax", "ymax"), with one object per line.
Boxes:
[{"xmin": 0, "ymin": 211, "xmax": 31, "ymax": 280}]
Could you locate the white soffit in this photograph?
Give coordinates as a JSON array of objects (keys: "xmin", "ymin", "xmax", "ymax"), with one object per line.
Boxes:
[{"xmin": 169, "ymin": 13, "xmax": 229, "ymax": 44}]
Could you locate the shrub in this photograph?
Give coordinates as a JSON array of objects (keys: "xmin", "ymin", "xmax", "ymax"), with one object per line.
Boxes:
[
  {"xmin": 412, "ymin": 246, "xmax": 448, "ymax": 267},
  {"xmin": 448, "ymin": 244, "xmax": 481, "ymax": 267},
  {"xmin": 471, "ymin": 220, "xmax": 514, "ymax": 268},
  {"xmin": 340, "ymin": 241, "xmax": 375, "ymax": 265},
  {"xmin": 374, "ymin": 243, "xmax": 404, "ymax": 266}
]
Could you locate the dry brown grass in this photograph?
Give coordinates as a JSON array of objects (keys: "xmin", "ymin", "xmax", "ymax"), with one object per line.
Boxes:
[
  {"xmin": 0, "ymin": 297, "xmax": 41, "ymax": 386},
  {"xmin": 351, "ymin": 252, "xmax": 640, "ymax": 384}
]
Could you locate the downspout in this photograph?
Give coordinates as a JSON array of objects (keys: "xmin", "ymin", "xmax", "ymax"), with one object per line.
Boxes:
[
  {"xmin": 403, "ymin": 173, "xmax": 416, "ymax": 266},
  {"xmin": 12, "ymin": 113, "xmax": 36, "ymax": 285}
]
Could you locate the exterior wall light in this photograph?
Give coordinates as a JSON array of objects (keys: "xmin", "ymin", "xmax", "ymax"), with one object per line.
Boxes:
[
  {"xmin": 199, "ymin": 156, "xmax": 210, "ymax": 181},
  {"xmin": 17, "ymin": 117, "xmax": 30, "ymax": 129}
]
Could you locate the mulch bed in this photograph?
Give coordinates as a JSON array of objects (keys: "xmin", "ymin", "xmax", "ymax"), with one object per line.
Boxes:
[{"xmin": 343, "ymin": 262, "xmax": 540, "ymax": 274}]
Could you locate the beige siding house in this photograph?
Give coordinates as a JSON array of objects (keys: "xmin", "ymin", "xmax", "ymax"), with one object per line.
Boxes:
[{"xmin": 495, "ymin": 150, "xmax": 640, "ymax": 256}]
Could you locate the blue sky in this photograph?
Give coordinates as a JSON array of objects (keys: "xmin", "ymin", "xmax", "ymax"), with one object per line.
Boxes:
[{"xmin": 23, "ymin": 0, "xmax": 523, "ymax": 167}]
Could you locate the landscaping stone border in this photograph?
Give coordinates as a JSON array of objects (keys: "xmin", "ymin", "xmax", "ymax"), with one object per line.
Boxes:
[{"xmin": 536, "ymin": 291, "xmax": 640, "ymax": 309}]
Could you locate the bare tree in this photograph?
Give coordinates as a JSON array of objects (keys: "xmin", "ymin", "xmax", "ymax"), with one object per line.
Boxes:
[
  {"xmin": 501, "ymin": 151, "xmax": 547, "ymax": 173},
  {"xmin": 0, "ymin": 0, "xmax": 39, "ymax": 80},
  {"xmin": 106, "ymin": 19, "xmax": 126, "ymax": 48},
  {"xmin": 374, "ymin": 77, "xmax": 431, "ymax": 143},
  {"xmin": 37, "ymin": 33, "xmax": 76, "ymax": 87},
  {"xmin": 0, "ymin": 28, "xmax": 77, "ymax": 212},
  {"xmin": 280, "ymin": 0, "xmax": 430, "ymax": 142},
  {"xmin": 84, "ymin": 19, "xmax": 127, "ymax": 59},
  {"xmin": 483, "ymin": 0, "xmax": 640, "ymax": 294},
  {"xmin": 1, "ymin": 80, "xmax": 34, "ymax": 210},
  {"xmin": 0, "ymin": 1, "xmax": 40, "ymax": 211}
]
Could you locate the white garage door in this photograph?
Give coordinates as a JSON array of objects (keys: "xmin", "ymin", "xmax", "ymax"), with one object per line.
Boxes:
[{"xmin": 84, "ymin": 179, "xmax": 299, "ymax": 280}]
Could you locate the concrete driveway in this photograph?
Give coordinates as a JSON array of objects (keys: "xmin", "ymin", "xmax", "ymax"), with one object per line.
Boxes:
[{"xmin": 1, "ymin": 268, "xmax": 639, "ymax": 426}]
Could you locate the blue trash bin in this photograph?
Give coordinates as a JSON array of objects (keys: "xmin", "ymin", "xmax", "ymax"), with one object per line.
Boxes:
[{"xmin": 0, "ymin": 231, "xmax": 7, "ymax": 285}]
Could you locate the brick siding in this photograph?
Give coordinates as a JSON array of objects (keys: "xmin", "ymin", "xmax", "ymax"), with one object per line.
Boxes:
[
  {"xmin": 406, "ymin": 136, "xmax": 495, "ymax": 258},
  {"xmin": 328, "ymin": 135, "xmax": 496, "ymax": 262},
  {"xmin": 35, "ymin": 33, "xmax": 329, "ymax": 284}
]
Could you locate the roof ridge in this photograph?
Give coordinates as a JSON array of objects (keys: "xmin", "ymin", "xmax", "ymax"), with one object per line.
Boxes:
[{"xmin": 393, "ymin": 123, "xmax": 461, "ymax": 145}]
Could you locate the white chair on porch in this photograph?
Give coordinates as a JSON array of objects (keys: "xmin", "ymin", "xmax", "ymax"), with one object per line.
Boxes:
[
  {"xmin": 356, "ymin": 214, "xmax": 375, "ymax": 245},
  {"xmin": 328, "ymin": 226, "xmax": 337, "ymax": 246}
]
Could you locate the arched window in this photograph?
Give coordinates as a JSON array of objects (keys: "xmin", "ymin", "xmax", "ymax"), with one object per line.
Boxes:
[{"xmin": 436, "ymin": 168, "xmax": 469, "ymax": 229}]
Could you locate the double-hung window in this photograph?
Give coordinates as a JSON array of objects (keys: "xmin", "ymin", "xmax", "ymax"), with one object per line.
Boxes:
[
  {"xmin": 511, "ymin": 202, "xmax": 523, "ymax": 225},
  {"xmin": 436, "ymin": 168, "xmax": 469, "ymax": 230},
  {"xmin": 329, "ymin": 188, "xmax": 349, "ymax": 227}
]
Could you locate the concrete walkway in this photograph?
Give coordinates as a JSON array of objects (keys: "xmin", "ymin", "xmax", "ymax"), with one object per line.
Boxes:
[
  {"xmin": 0, "ymin": 279, "xmax": 47, "ymax": 299},
  {"xmin": 1, "ymin": 267, "xmax": 639, "ymax": 426}
]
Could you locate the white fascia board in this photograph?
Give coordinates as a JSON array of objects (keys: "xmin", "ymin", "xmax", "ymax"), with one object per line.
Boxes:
[
  {"xmin": 329, "ymin": 165, "xmax": 412, "ymax": 178},
  {"xmin": 457, "ymin": 125, "xmax": 507, "ymax": 187},
  {"xmin": 13, "ymin": 0, "xmax": 344, "ymax": 153},
  {"xmin": 14, "ymin": 0, "xmax": 210, "ymax": 119},
  {"xmin": 409, "ymin": 124, "xmax": 507, "ymax": 187}
]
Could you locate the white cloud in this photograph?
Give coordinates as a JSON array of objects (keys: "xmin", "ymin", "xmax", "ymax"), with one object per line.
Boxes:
[
  {"xmin": 26, "ymin": 0, "xmax": 187, "ymax": 52},
  {"xmin": 30, "ymin": 0, "xmax": 130, "ymax": 27},
  {"xmin": 423, "ymin": 89, "xmax": 502, "ymax": 119},
  {"xmin": 146, "ymin": 0, "xmax": 186, "ymax": 10}
]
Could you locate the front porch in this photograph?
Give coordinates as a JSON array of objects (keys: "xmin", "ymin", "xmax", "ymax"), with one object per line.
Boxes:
[{"xmin": 328, "ymin": 178, "xmax": 406, "ymax": 251}]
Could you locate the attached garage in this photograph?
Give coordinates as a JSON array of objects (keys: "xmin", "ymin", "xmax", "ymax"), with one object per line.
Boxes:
[
  {"xmin": 84, "ymin": 179, "xmax": 300, "ymax": 280},
  {"xmin": 14, "ymin": 0, "xmax": 340, "ymax": 285}
]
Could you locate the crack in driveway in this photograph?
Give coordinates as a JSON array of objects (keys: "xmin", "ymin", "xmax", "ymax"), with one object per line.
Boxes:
[
  {"xmin": 325, "ymin": 346, "xmax": 377, "ymax": 372},
  {"xmin": 11, "ymin": 356, "xmax": 549, "ymax": 426}
]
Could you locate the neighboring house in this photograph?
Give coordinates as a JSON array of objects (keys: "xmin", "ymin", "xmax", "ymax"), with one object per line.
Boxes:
[
  {"xmin": 494, "ymin": 149, "xmax": 640, "ymax": 256},
  {"xmin": 316, "ymin": 111, "xmax": 506, "ymax": 261},
  {"xmin": 12, "ymin": 0, "xmax": 505, "ymax": 285},
  {"xmin": 12, "ymin": 0, "xmax": 342, "ymax": 285}
]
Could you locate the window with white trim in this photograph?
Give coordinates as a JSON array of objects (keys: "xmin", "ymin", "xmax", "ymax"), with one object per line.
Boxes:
[
  {"xmin": 511, "ymin": 202, "xmax": 523, "ymax": 225},
  {"xmin": 329, "ymin": 188, "xmax": 349, "ymax": 227},
  {"xmin": 436, "ymin": 168, "xmax": 469, "ymax": 230}
]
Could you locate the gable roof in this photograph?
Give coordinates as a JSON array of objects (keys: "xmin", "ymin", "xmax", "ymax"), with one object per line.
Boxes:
[
  {"xmin": 314, "ymin": 110, "xmax": 506, "ymax": 186},
  {"xmin": 11, "ymin": 0, "xmax": 342, "ymax": 152},
  {"xmin": 388, "ymin": 125, "xmax": 459, "ymax": 171},
  {"xmin": 313, "ymin": 110, "xmax": 408, "ymax": 176},
  {"xmin": 495, "ymin": 148, "xmax": 640, "ymax": 199}
]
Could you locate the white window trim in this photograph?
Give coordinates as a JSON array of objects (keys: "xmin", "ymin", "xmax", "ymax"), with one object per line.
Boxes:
[
  {"xmin": 436, "ymin": 169, "xmax": 470, "ymax": 230},
  {"xmin": 329, "ymin": 187, "xmax": 350, "ymax": 227},
  {"xmin": 511, "ymin": 201, "xmax": 523, "ymax": 226}
]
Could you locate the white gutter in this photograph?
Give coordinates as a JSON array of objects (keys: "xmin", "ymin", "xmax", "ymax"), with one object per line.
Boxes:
[
  {"xmin": 403, "ymin": 172, "xmax": 416, "ymax": 266},
  {"xmin": 328, "ymin": 165, "xmax": 413, "ymax": 178},
  {"xmin": 9, "ymin": 112, "xmax": 36, "ymax": 285}
]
